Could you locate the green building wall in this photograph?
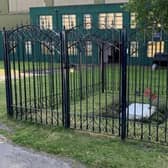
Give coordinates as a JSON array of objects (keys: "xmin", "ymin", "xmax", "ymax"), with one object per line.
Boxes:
[
  {"xmin": 0, "ymin": 0, "xmax": 110, "ymax": 30},
  {"xmin": 0, "ymin": 2, "xmax": 167, "ymax": 64},
  {"xmin": 29, "ymin": 3, "xmax": 168, "ymax": 65},
  {"xmin": 30, "ymin": 3, "xmax": 127, "ymax": 28},
  {"xmin": 30, "ymin": 3, "xmax": 128, "ymax": 64}
]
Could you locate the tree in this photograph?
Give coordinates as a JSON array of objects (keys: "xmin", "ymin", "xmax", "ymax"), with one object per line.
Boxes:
[{"xmin": 127, "ymin": 0, "xmax": 168, "ymax": 30}]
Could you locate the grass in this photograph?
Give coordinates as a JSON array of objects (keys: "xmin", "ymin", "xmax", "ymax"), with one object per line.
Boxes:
[
  {"xmin": 2, "ymin": 60, "xmax": 168, "ymax": 140},
  {"xmin": 1, "ymin": 61, "xmax": 168, "ymax": 167},
  {"xmin": 0, "ymin": 61, "xmax": 4, "ymax": 69},
  {"xmin": 0, "ymin": 88, "xmax": 168, "ymax": 168},
  {"xmin": 10, "ymin": 124, "xmax": 168, "ymax": 168},
  {"xmin": 1, "ymin": 111, "xmax": 168, "ymax": 167}
]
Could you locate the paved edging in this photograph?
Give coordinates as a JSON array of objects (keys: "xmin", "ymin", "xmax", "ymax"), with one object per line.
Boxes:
[{"xmin": 0, "ymin": 135, "xmax": 85, "ymax": 168}]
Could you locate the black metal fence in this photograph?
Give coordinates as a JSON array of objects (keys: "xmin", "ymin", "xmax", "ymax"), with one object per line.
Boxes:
[
  {"xmin": 126, "ymin": 29, "xmax": 168, "ymax": 143},
  {"xmin": 3, "ymin": 25, "xmax": 168, "ymax": 144}
]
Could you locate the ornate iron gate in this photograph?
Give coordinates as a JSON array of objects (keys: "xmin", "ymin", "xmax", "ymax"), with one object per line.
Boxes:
[
  {"xmin": 4, "ymin": 24, "xmax": 168, "ymax": 145},
  {"xmin": 3, "ymin": 25, "xmax": 63, "ymax": 125},
  {"xmin": 4, "ymin": 25, "xmax": 168, "ymax": 144},
  {"xmin": 3, "ymin": 24, "xmax": 127, "ymax": 141}
]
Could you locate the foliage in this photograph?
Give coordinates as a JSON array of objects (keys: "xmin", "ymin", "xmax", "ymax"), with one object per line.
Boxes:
[{"xmin": 126, "ymin": 0, "xmax": 168, "ymax": 30}]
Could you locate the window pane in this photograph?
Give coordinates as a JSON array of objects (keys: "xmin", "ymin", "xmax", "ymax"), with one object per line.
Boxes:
[
  {"xmin": 62, "ymin": 15, "xmax": 76, "ymax": 30},
  {"xmin": 130, "ymin": 41, "xmax": 138, "ymax": 57},
  {"xmin": 68, "ymin": 41, "xmax": 77, "ymax": 55},
  {"xmin": 99, "ymin": 13, "xmax": 106, "ymax": 29},
  {"xmin": 114, "ymin": 13, "xmax": 123, "ymax": 29},
  {"xmin": 85, "ymin": 41, "xmax": 92, "ymax": 56},
  {"xmin": 40, "ymin": 16, "xmax": 53, "ymax": 30},
  {"xmin": 41, "ymin": 42, "xmax": 48, "ymax": 55},
  {"xmin": 84, "ymin": 14, "xmax": 92, "ymax": 29},
  {"xmin": 147, "ymin": 41, "xmax": 164, "ymax": 57},
  {"xmin": 25, "ymin": 41, "xmax": 32, "ymax": 55},
  {"xmin": 107, "ymin": 13, "xmax": 114, "ymax": 29},
  {"xmin": 41, "ymin": 42, "xmax": 55, "ymax": 55},
  {"xmin": 131, "ymin": 13, "xmax": 136, "ymax": 29},
  {"xmin": 99, "ymin": 13, "xmax": 123, "ymax": 29},
  {"xmin": 9, "ymin": 41, "xmax": 16, "ymax": 53}
]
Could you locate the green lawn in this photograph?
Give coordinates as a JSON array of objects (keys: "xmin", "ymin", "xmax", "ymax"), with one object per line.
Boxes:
[
  {"xmin": 1, "ymin": 61, "xmax": 168, "ymax": 167},
  {"xmin": 2, "ymin": 61, "xmax": 168, "ymax": 141},
  {"xmin": 1, "ymin": 81, "xmax": 168, "ymax": 167},
  {"xmin": 0, "ymin": 61, "xmax": 4, "ymax": 69},
  {"xmin": 7, "ymin": 62, "xmax": 168, "ymax": 139}
]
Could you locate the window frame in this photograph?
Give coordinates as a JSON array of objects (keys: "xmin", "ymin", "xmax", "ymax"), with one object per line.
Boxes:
[
  {"xmin": 68, "ymin": 41, "xmax": 77, "ymax": 56},
  {"xmin": 99, "ymin": 12, "xmax": 123, "ymax": 29},
  {"xmin": 39, "ymin": 15, "xmax": 53, "ymax": 30},
  {"xmin": 62, "ymin": 14, "xmax": 76, "ymax": 30},
  {"xmin": 130, "ymin": 13, "xmax": 137, "ymax": 29},
  {"xmin": 83, "ymin": 14, "xmax": 92, "ymax": 30},
  {"xmin": 130, "ymin": 41, "xmax": 139, "ymax": 57},
  {"xmin": 9, "ymin": 41, "xmax": 16, "ymax": 53},
  {"xmin": 25, "ymin": 41, "xmax": 32, "ymax": 55},
  {"xmin": 147, "ymin": 41, "xmax": 164, "ymax": 58},
  {"xmin": 85, "ymin": 41, "xmax": 92, "ymax": 56}
]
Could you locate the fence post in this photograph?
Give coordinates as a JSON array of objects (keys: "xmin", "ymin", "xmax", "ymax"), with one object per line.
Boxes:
[
  {"xmin": 2, "ymin": 27, "xmax": 13, "ymax": 117},
  {"xmin": 61, "ymin": 29, "xmax": 70, "ymax": 128},
  {"xmin": 101, "ymin": 43, "xmax": 105, "ymax": 93},
  {"xmin": 121, "ymin": 28, "xmax": 127, "ymax": 140}
]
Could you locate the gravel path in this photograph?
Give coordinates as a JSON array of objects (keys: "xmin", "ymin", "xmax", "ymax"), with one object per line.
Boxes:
[{"xmin": 0, "ymin": 135, "xmax": 85, "ymax": 168}]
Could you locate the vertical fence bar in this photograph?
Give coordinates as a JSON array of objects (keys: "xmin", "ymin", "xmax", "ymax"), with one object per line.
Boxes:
[
  {"xmin": 121, "ymin": 28, "xmax": 127, "ymax": 140},
  {"xmin": 101, "ymin": 43, "xmax": 105, "ymax": 93},
  {"xmin": 3, "ymin": 28, "xmax": 13, "ymax": 117},
  {"xmin": 61, "ymin": 29, "xmax": 70, "ymax": 128}
]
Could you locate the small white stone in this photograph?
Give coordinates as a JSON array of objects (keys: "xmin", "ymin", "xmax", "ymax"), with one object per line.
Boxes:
[
  {"xmin": 152, "ymin": 64, "xmax": 157, "ymax": 71},
  {"xmin": 0, "ymin": 135, "xmax": 6, "ymax": 144},
  {"xmin": 127, "ymin": 103, "xmax": 156, "ymax": 120}
]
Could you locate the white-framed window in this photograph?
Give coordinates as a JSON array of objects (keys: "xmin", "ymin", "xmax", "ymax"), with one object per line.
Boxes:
[
  {"xmin": 40, "ymin": 15, "xmax": 53, "ymax": 30},
  {"xmin": 147, "ymin": 41, "xmax": 164, "ymax": 57},
  {"xmin": 68, "ymin": 41, "xmax": 77, "ymax": 55},
  {"xmin": 83, "ymin": 14, "xmax": 92, "ymax": 29},
  {"xmin": 130, "ymin": 41, "xmax": 138, "ymax": 57},
  {"xmin": 41, "ymin": 42, "xmax": 49, "ymax": 55},
  {"xmin": 41, "ymin": 42, "xmax": 55, "ymax": 55},
  {"xmin": 62, "ymin": 15, "xmax": 76, "ymax": 30},
  {"xmin": 9, "ymin": 41, "xmax": 16, "ymax": 53},
  {"xmin": 25, "ymin": 41, "xmax": 32, "ymax": 55},
  {"xmin": 85, "ymin": 41, "xmax": 92, "ymax": 56},
  {"xmin": 130, "ymin": 13, "xmax": 136, "ymax": 29},
  {"xmin": 99, "ymin": 13, "xmax": 123, "ymax": 29}
]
